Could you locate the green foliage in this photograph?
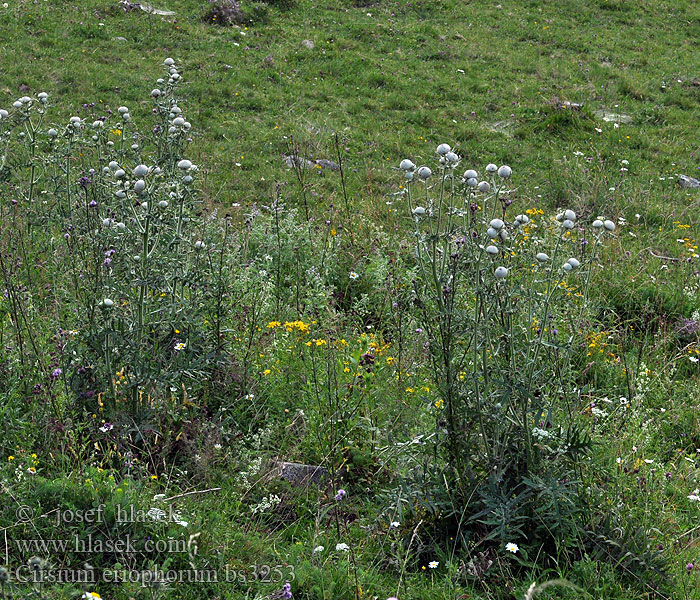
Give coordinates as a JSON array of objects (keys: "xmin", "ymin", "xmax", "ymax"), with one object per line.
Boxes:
[{"xmin": 0, "ymin": 1, "xmax": 699, "ymax": 598}]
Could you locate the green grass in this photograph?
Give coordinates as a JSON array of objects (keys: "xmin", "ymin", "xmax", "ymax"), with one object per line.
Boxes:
[{"xmin": 0, "ymin": 0, "xmax": 699, "ymax": 599}]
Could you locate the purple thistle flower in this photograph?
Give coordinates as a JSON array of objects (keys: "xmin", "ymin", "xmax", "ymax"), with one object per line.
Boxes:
[
  {"xmin": 51, "ymin": 368, "xmax": 62, "ymax": 379},
  {"xmin": 89, "ymin": 200, "xmax": 98, "ymax": 208},
  {"xmin": 334, "ymin": 489, "xmax": 346, "ymax": 501},
  {"xmin": 281, "ymin": 582, "xmax": 292, "ymax": 599}
]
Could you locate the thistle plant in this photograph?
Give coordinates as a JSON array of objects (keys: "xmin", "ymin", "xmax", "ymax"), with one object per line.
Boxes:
[
  {"xmin": 399, "ymin": 144, "xmax": 617, "ymax": 552},
  {"xmin": 0, "ymin": 59, "xmax": 228, "ymax": 426}
]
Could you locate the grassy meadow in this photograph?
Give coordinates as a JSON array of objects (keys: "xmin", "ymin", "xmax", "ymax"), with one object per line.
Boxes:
[{"xmin": 0, "ymin": 0, "xmax": 699, "ymax": 598}]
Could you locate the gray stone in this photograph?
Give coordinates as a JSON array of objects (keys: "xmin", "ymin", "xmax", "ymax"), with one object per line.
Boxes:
[
  {"xmin": 314, "ymin": 159, "xmax": 340, "ymax": 171},
  {"xmin": 300, "ymin": 39, "xmax": 314, "ymax": 50},
  {"xmin": 272, "ymin": 461, "xmax": 328, "ymax": 488},
  {"xmin": 678, "ymin": 175, "xmax": 700, "ymax": 188},
  {"xmin": 284, "ymin": 155, "xmax": 316, "ymax": 170},
  {"xmin": 594, "ymin": 110, "xmax": 632, "ymax": 124},
  {"xmin": 284, "ymin": 155, "xmax": 339, "ymax": 171}
]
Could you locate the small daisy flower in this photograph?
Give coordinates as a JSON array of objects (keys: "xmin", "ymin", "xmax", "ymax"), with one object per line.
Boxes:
[
  {"xmin": 428, "ymin": 561, "xmax": 439, "ymax": 569},
  {"xmin": 505, "ymin": 542, "xmax": 519, "ymax": 553},
  {"xmin": 349, "ymin": 272, "xmax": 359, "ymax": 280}
]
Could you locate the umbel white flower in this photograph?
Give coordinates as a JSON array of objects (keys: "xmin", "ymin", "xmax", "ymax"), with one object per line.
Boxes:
[
  {"xmin": 335, "ymin": 543, "xmax": 350, "ymax": 552},
  {"xmin": 561, "ymin": 219, "xmax": 574, "ymax": 230},
  {"xmin": 487, "ymin": 227, "xmax": 499, "ymax": 239},
  {"xmin": 592, "ymin": 219, "xmax": 604, "ymax": 230},
  {"xmin": 478, "ymin": 181, "xmax": 490, "ymax": 193},
  {"xmin": 485, "ymin": 163, "xmax": 498, "ymax": 174},
  {"xmin": 604, "ymin": 219, "xmax": 616, "ymax": 231},
  {"xmin": 412, "ymin": 206, "xmax": 426, "ymax": 216},
  {"xmin": 177, "ymin": 159, "xmax": 193, "ymax": 171},
  {"xmin": 489, "ymin": 218, "xmax": 504, "ymax": 231},
  {"xmin": 536, "ymin": 253, "xmax": 549, "ymax": 262},
  {"xmin": 463, "ymin": 169, "xmax": 478, "ymax": 180},
  {"xmin": 567, "ymin": 257, "xmax": 580, "ymax": 269},
  {"xmin": 400, "ymin": 159, "xmax": 415, "ymax": 171},
  {"xmin": 101, "ymin": 298, "xmax": 114, "ymax": 308},
  {"xmin": 445, "ymin": 151, "xmax": 459, "ymax": 164},
  {"xmin": 514, "ymin": 214, "xmax": 529, "ymax": 225},
  {"xmin": 494, "ymin": 266, "xmax": 508, "ymax": 279},
  {"xmin": 466, "ymin": 178, "xmax": 478, "ymax": 188},
  {"xmin": 485, "ymin": 245, "xmax": 499, "ymax": 255}
]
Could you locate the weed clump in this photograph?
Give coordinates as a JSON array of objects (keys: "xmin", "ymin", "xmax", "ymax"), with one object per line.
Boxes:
[{"xmin": 203, "ymin": 0, "xmax": 245, "ymax": 25}]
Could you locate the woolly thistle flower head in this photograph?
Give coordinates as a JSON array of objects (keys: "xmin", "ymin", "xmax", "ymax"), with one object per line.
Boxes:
[
  {"xmin": 416, "ymin": 166, "xmax": 432, "ymax": 180},
  {"xmin": 436, "ymin": 143, "xmax": 451, "ymax": 156},
  {"xmin": 497, "ymin": 165, "xmax": 512, "ymax": 178}
]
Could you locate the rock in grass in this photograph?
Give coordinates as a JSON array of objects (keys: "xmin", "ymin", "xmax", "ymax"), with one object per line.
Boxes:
[
  {"xmin": 139, "ymin": 1, "xmax": 176, "ymax": 15},
  {"xmin": 300, "ymin": 39, "xmax": 315, "ymax": 50},
  {"xmin": 284, "ymin": 155, "xmax": 316, "ymax": 170},
  {"xmin": 272, "ymin": 461, "xmax": 329, "ymax": 488},
  {"xmin": 678, "ymin": 175, "xmax": 700, "ymax": 188},
  {"xmin": 284, "ymin": 155, "xmax": 340, "ymax": 171},
  {"xmin": 314, "ymin": 158, "xmax": 340, "ymax": 171}
]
